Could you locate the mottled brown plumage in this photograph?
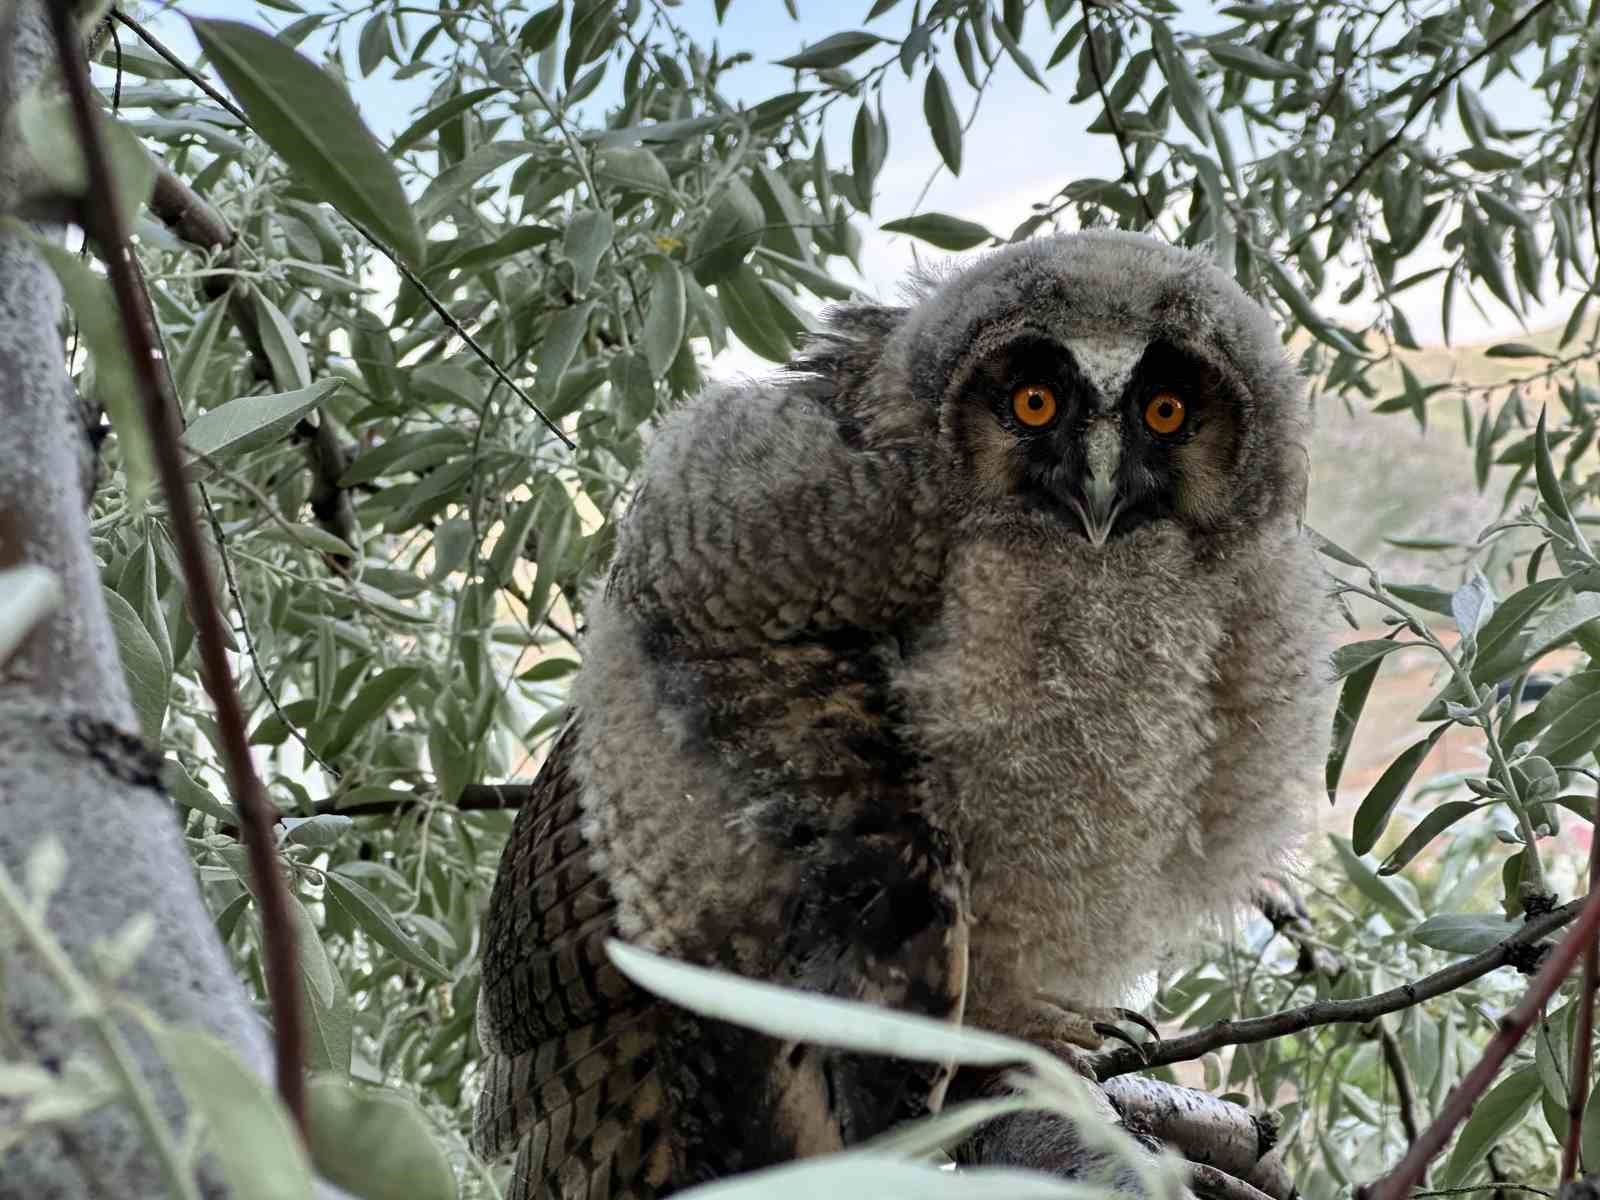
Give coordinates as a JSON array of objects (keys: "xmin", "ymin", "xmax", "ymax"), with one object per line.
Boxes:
[{"xmin": 475, "ymin": 232, "xmax": 1330, "ymax": 1198}]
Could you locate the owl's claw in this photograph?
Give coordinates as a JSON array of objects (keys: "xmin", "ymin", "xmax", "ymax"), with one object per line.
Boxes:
[{"xmin": 1091, "ymin": 1020, "xmax": 1153, "ymax": 1062}]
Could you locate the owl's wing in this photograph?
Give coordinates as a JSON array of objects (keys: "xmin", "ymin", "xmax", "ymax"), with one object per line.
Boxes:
[
  {"xmin": 475, "ymin": 715, "xmax": 971, "ymax": 1199},
  {"xmin": 474, "ymin": 716, "xmax": 675, "ymax": 1200}
]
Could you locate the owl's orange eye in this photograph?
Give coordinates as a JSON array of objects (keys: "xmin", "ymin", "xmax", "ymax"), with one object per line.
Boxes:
[
  {"xmin": 1012, "ymin": 384, "xmax": 1057, "ymax": 427},
  {"xmin": 1145, "ymin": 391, "xmax": 1185, "ymax": 435}
]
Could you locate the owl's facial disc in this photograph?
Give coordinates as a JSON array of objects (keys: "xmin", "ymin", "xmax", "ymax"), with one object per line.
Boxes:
[{"xmin": 953, "ymin": 333, "xmax": 1240, "ymax": 541}]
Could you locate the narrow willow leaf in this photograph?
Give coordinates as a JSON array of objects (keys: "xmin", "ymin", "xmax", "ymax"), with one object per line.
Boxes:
[
  {"xmin": 172, "ymin": 293, "xmax": 231, "ymax": 407},
  {"xmin": 691, "ymin": 177, "xmax": 764, "ymax": 283},
  {"xmin": 189, "ymin": 18, "xmax": 422, "ymax": 265},
  {"xmin": 184, "ymin": 379, "xmax": 340, "ymax": 471},
  {"xmin": 1439, "ymin": 1066, "xmax": 1541, "ymax": 1187},
  {"xmin": 21, "ymin": 233, "xmax": 152, "ymax": 506},
  {"xmin": 1328, "ymin": 835, "xmax": 1423, "ymax": 923},
  {"xmin": 775, "ymin": 31, "xmax": 887, "ymax": 70},
  {"xmin": 323, "ymin": 872, "xmax": 449, "ymax": 980},
  {"xmin": 303, "ymin": 955, "xmax": 352, "ymax": 1074},
  {"xmin": 16, "ymin": 91, "xmax": 157, "ymax": 231},
  {"xmin": 305, "ymin": 1077, "xmax": 455, "ymax": 1200},
  {"xmin": 319, "ymin": 666, "xmax": 426, "ymax": 759},
  {"xmin": 537, "ymin": 301, "xmax": 594, "ymax": 399},
  {"xmin": 1534, "ymin": 686, "xmax": 1600, "ymax": 764},
  {"xmin": 564, "ymin": 207, "xmax": 613, "ymax": 297},
  {"xmin": 1327, "ymin": 658, "xmax": 1380, "ymax": 801},
  {"xmin": 1303, "ymin": 525, "xmax": 1369, "ymax": 569},
  {"xmin": 1148, "ymin": 20, "xmax": 1210, "ymax": 145},
  {"xmin": 642, "ymin": 258, "xmax": 688, "ymax": 379},
  {"xmin": 389, "ymin": 86, "xmax": 500, "ymax": 154},
  {"xmin": 518, "ymin": 2, "xmax": 565, "ymax": 53},
  {"xmin": 430, "ymin": 225, "xmax": 559, "ymax": 277},
  {"xmin": 1411, "ymin": 912, "xmax": 1520, "ymax": 954},
  {"xmin": 880, "ymin": 212, "xmax": 993, "ymax": 251},
  {"xmin": 251, "ymin": 289, "xmax": 311, "ymax": 389},
  {"xmin": 1379, "ymin": 801, "xmax": 1479, "ymax": 875},
  {"xmin": 103, "ymin": 588, "xmax": 168, "ymax": 740},
  {"xmin": 1351, "ymin": 724, "xmax": 1449, "ymax": 855},
  {"xmin": 1534, "ymin": 407, "xmax": 1573, "ymax": 525},
  {"xmin": 1208, "ymin": 41, "xmax": 1306, "ymax": 81},
  {"xmin": 717, "ymin": 264, "xmax": 793, "ymax": 363},
  {"xmin": 158, "ymin": 1026, "xmax": 313, "ymax": 1200},
  {"xmin": 1470, "ymin": 578, "xmax": 1565, "ymax": 684},
  {"xmin": 923, "ymin": 65, "xmax": 962, "ymax": 175}
]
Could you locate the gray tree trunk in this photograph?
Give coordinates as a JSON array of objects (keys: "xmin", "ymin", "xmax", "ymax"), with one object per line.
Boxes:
[{"xmin": 0, "ymin": 4, "xmax": 346, "ymax": 1195}]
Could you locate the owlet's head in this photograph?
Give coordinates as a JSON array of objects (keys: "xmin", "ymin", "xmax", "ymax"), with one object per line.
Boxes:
[{"xmin": 872, "ymin": 231, "xmax": 1310, "ymax": 545}]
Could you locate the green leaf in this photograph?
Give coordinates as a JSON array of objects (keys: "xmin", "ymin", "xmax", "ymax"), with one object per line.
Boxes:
[
  {"xmin": 429, "ymin": 226, "xmax": 559, "ymax": 277},
  {"xmin": 1534, "ymin": 684, "xmax": 1600, "ymax": 764},
  {"xmin": 880, "ymin": 212, "xmax": 993, "ymax": 251},
  {"xmin": 595, "ymin": 146, "xmax": 672, "ymax": 196},
  {"xmin": 1411, "ymin": 912, "xmax": 1520, "ymax": 955},
  {"xmin": 251, "ymin": 288, "xmax": 311, "ymax": 389},
  {"xmin": 1351, "ymin": 724, "xmax": 1449, "ymax": 856},
  {"xmin": 922, "ymin": 65, "xmax": 962, "ymax": 175},
  {"xmin": 322, "ymin": 872, "xmax": 449, "ymax": 981},
  {"xmin": 1208, "ymin": 41, "xmax": 1307, "ymax": 81},
  {"xmin": 1328, "ymin": 835, "xmax": 1424, "ymax": 923},
  {"xmin": 103, "ymin": 587, "xmax": 167, "ymax": 740},
  {"xmin": 775, "ymin": 31, "xmax": 888, "ymax": 70},
  {"xmin": 1534, "ymin": 407, "xmax": 1573, "ymax": 525},
  {"xmin": 1469, "ymin": 578, "xmax": 1566, "ymax": 684},
  {"xmin": 1331, "ymin": 639, "xmax": 1416, "ymax": 679},
  {"xmin": 416, "ymin": 141, "xmax": 534, "ymax": 224},
  {"xmin": 519, "ymin": 657, "xmax": 580, "ymax": 683},
  {"xmin": 389, "ymin": 86, "xmax": 501, "ymax": 155},
  {"xmin": 21, "ymin": 232, "xmax": 153, "ymax": 507},
  {"xmin": 172, "ymin": 294, "xmax": 232, "ymax": 408},
  {"xmin": 303, "ymin": 952, "xmax": 352, "ymax": 1075},
  {"xmin": 691, "ymin": 177, "xmax": 764, "ymax": 283},
  {"xmin": 16, "ymin": 90, "xmax": 157, "ymax": 232},
  {"xmin": 157, "ymin": 1026, "xmax": 314, "ymax": 1200},
  {"xmin": 305, "ymin": 1077, "xmax": 456, "ymax": 1200},
  {"xmin": 642, "ymin": 258, "xmax": 688, "ymax": 379},
  {"xmin": 318, "ymin": 666, "xmax": 426, "ymax": 759},
  {"xmin": 1327, "ymin": 658, "xmax": 1380, "ymax": 801},
  {"xmin": 518, "ymin": 2, "xmax": 565, "ymax": 53},
  {"xmin": 1439, "ymin": 1065, "xmax": 1541, "ymax": 1187},
  {"xmin": 537, "ymin": 301, "xmax": 594, "ymax": 400},
  {"xmin": 189, "ymin": 18, "xmax": 422, "ymax": 265},
  {"xmin": 183, "ymin": 379, "xmax": 340, "ymax": 472},
  {"xmin": 717, "ymin": 264, "xmax": 794, "ymax": 364},
  {"xmin": 563, "ymin": 206, "xmax": 613, "ymax": 297},
  {"xmin": 1149, "ymin": 20, "xmax": 1211, "ymax": 145},
  {"xmin": 1484, "ymin": 342, "xmax": 1549, "ymax": 359},
  {"xmin": 1379, "ymin": 801, "xmax": 1479, "ymax": 875}
]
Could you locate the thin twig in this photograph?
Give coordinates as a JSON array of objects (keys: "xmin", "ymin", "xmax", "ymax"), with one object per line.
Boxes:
[
  {"xmin": 1363, "ymin": 888, "xmax": 1600, "ymax": 1200},
  {"xmin": 1563, "ymin": 792, "xmax": 1599, "ymax": 1185},
  {"xmin": 1091, "ymin": 896, "xmax": 1587, "ymax": 1079},
  {"xmin": 1373, "ymin": 1019, "xmax": 1421, "ymax": 1145},
  {"xmin": 47, "ymin": 4, "xmax": 307, "ymax": 1135},
  {"xmin": 1080, "ymin": 0, "xmax": 1158, "ymax": 227},
  {"xmin": 1288, "ymin": 0, "xmax": 1559, "ymax": 257}
]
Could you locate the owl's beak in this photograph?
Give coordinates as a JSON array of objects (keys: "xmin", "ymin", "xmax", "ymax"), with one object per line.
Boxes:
[{"xmin": 1074, "ymin": 417, "xmax": 1124, "ymax": 546}]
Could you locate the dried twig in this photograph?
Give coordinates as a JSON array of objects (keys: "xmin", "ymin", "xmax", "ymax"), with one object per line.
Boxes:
[
  {"xmin": 1091, "ymin": 896, "xmax": 1587, "ymax": 1079},
  {"xmin": 47, "ymin": 3, "xmax": 307, "ymax": 1134},
  {"xmin": 1363, "ymin": 888, "xmax": 1600, "ymax": 1200},
  {"xmin": 1372, "ymin": 1019, "xmax": 1420, "ymax": 1145}
]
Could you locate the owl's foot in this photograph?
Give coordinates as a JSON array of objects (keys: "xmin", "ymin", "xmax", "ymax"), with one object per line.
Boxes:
[{"xmin": 1034, "ymin": 994, "xmax": 1159, "ymax": 1062}]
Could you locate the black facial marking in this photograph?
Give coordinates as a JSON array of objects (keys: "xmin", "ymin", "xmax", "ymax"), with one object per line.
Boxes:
[{"xmin": 958, "ymin": 334, "xmax": 1242, "ymax": 540}]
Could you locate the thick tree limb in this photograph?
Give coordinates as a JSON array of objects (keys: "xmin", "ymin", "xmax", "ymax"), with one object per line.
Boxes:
[
  {"xmin": 1106, "ymin": 1077, "xmax": 1294, "ymax": 1200},
  {"xmin": 1092, "ymin": 896, "xmax": 1587, "ymax": 1079}
]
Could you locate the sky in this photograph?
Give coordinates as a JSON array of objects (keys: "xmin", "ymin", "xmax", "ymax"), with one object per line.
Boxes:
[{"xmin": 133, "ymin": 0, "xmax": 1576, "ymax": 378}]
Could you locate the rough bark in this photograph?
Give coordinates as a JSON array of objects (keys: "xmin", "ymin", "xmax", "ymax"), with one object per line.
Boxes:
[{"xmin": 0, "ymin": 3, "xmax": 345, "ymax": 1194}]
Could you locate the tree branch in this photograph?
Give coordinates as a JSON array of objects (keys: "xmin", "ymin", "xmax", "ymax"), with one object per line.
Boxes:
[
  {"xmin": 1363, "ymin": 887, "xmax": 1600, "ymax": 1200},
  {"xmin": 1104, "ymin": 1076, "xmax": 1292, "ymax": 1200},
  {"xmin": 1372, "ymin": 1019, "xmax": 1420, "ymax": 1146},
  {"xmin": 1080, "ymin": 0, "xmax": 1158, "ymax": 228},
  {"xmin": 47, "ymin": 3, "xmax": 307, "ymax": 1134},
  {"xmin": 1561, "ymin": 794, "xmax": 1599, "ymax": 1185},
  {"xmin": 1091, "ymin": 896, "xmax": 1587, "ymax": 1079}
]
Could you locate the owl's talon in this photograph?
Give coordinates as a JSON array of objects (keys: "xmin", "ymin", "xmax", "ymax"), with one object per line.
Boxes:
[
  {"xmin": 1091, "ymin": 1020, "xmax": 1149, "ymax": 1059},
  {"xmin": 1112, "ymin": 1007, "xmax": 1161, "ymax": 1042}
]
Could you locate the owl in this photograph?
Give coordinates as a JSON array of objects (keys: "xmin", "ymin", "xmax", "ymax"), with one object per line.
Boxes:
[{"xmin": 473, "ymin": 230, "xmax": 1330, "ymax": 1198}]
